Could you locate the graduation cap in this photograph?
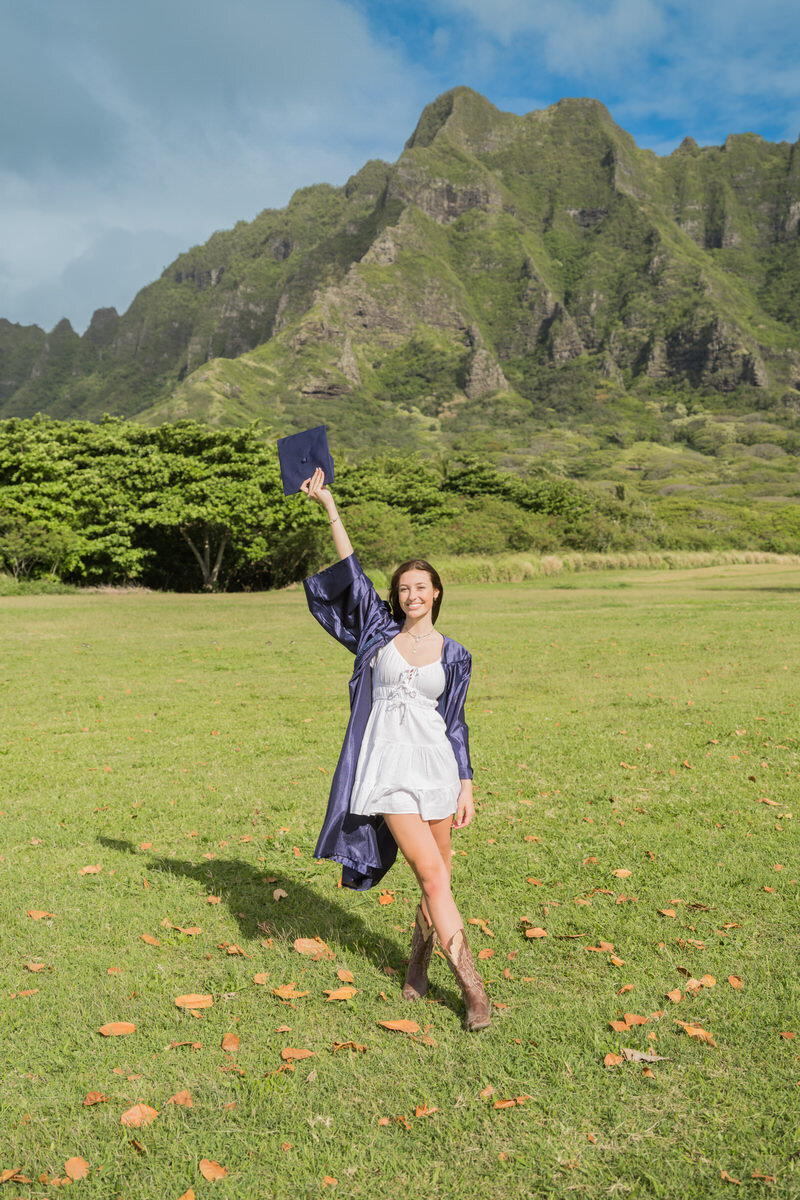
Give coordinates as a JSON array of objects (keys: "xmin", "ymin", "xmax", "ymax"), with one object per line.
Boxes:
[{"xmin": 277, "ymin": 424, "xmax": 334, "ymax": 496}]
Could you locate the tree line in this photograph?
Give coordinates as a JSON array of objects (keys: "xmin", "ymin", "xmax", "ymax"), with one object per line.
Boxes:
[{"xmin": 0, "ymin": 417, "xmax": 614, "ymax": 590}]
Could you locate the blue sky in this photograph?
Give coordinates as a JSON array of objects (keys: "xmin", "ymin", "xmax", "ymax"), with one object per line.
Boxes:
[{"xmin": 2, "ymin": 0, "xmax": 799, "ymax": 333}]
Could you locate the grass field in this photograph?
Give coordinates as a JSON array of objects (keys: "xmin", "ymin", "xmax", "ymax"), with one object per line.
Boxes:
[{"xmin": 1, "ymin": 562, "xmax": 798, "ymax": 1199}]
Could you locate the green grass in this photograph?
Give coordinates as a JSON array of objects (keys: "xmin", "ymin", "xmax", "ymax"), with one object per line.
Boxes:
[{"xmin": 1, "ymin": 564, "xmax": 798, "ymax": 1198}]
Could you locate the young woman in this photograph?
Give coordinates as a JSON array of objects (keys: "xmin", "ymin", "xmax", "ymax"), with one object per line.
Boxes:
[{"xmin": 300, "ymin": 467, "xmax": 490, "ymax": 1031}]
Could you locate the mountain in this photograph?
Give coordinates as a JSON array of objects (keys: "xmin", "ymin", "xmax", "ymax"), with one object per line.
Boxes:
[{"xmin": 2, "ymin": 88, "xmax": 800, "ymax": 471}]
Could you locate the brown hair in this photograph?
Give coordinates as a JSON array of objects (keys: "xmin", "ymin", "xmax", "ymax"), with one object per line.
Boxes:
[{"xmin": 389, "ymin": 559, "xmax": 444, "ymax": 625}]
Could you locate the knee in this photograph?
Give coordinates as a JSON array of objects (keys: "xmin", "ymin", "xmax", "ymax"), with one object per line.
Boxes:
[{"xmin": 418, "ymin": 861, "xmax": 450, "ymax": 902}]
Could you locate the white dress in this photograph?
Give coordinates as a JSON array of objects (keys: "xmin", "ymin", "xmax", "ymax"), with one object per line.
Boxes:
[{"xmin": 349, "ymin": 639, "xmax": 462, "ymax": 820}]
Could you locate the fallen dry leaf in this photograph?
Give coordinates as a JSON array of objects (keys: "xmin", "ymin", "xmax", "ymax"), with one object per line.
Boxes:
[
  {"xmin": 177, "ymin": 1190, "xmax": 196, "ymax": 1200},
  {"xmin": 271, "ymin": 983, "xmax": 309, "ymax": 1000},
  {"xmin": 728, "ymin": 975, "xmax": 744, "ymax": 990},
  {"xmin": 494, "ymin": 1095, "xmax": 529, "ymax": 1109},
  {"xmin": 478, "ymin": 948, "xmax": 494, "ymax": 960},
  {"xmin": 720, "ymin": 1169, "xmax": 741, "ymax": 1184},
  {"xmin": 378, "ymin": 891, "xmax": 394, "ymax": 905},
  {"xmin": 617, "ymin": 984, "xmax": 634, "ymax": 995},
  {"xmin": 83, "ymin": 1091, "xmax": 109, "ymax": 1106},
  {"xmin": 167, "ymin": 1090, "xmax": 193, "ymax": 1107},
  {"xmin": 140, "ymin": 934, "xmax": 160, "ymax": 946},
  {"xmin": 25, "ymin": 962, "xmax": 46, "ymax": 972},
  {"xmin": 99, "ymin": 1021, "xmax": 136, "ymax": 1037},
  {"xmin": 479, "ymin": 1085, "xmax": 497, "ymax": 1099},
  {"xmin": 206, "ymin": 895, "xmax": 221, "ymax": 904},
  {"xmin": 621, "ymin": 1047, "xmax": 668, "ymax": 1063},
  {"xmin": 175, "ymin": 994, "xmax": 213, "ymax": 1009},
  {"xmin": 120, "ymin": 1104, "xmax": 158, "ymax": 1128},
  {"xmin": 79, "ymin": 864, "xmax": 102, "ymax": 875},
  {"xmin": 613, "ymin": 868, "xmax": 632, "ymax": 879},
  {"xmin": 586, "ymin": 941, "xmax": 615, "ymax": 953},
  {"xmin": 64, "ymin": 1157, "xmax": 90, "ymax": 1181},
  {"xmin": 332, "ymin": 1041, "xmax": 366, "ymax": 1053},
  {"xmin": 337, "ymin": 968, "xmax": 355, "ymax": 983},
  {"xmin": 281, "ymin": 1047, "xmax": 314, "ymax": 1061},
  {"xmin": 665, "ymin": 989, "xmax": 683, "ymax": 1004},
  {"xmin": 221, "ymin": 1033, "xmax": 240, "ymax": 1053},
  {"xmin": 525, "ymin": 927, "xmax": 547, "ymax": 939},
  {"xmin": 603, "ymin": 1053, "xmax": 624, "ymax": 1067},
  {"xmin": 27, "ymin": 910, "xmax": 55, "ymax": 920},
  {"xmin": 253, "ymin": 973, "xmax": 270, "ymax": 985},
  {"xmin": 378, "ymin": 1019, "xmax": 420, "ymax": 1034},
  {"xmin": 324, "ymin": 986, "xmax": 358, "ymax": 1002},
  {"xmin": 415, "ymin": 1103, "xmax": 438, "ymax": 1117},
  {"xmin": 674, "ymin": 1020, "xmax": 717, "ymax": 1046},
  {"xmin": 273, "ymin": 888, "xmax": 288, "ymax": 901},
  {"xmin": 659, "ymin": 908, "xmax": 677, "ymax": 918},
  {"xmin": 199, "ymin": 1159, "xmax": 227, "ymax": 1181},
  {"xmin": 293, "ymin": 936, "xmax": 334, "ymax": 960}
]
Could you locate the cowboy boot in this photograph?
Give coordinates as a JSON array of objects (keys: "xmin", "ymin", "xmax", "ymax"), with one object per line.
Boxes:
[
  {"xmin": 402, "ymin": 904, "xmax": 437, "ymax": 1000},
  {"xmin": 443, "ymin": 927, "xmax": 491, "ymax": 1031}
]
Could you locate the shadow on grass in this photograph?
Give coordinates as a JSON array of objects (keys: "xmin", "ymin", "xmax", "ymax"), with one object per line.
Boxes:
[{"xmin": 98, "ymin": 836, "xmax": 461, "ymax": 1011}]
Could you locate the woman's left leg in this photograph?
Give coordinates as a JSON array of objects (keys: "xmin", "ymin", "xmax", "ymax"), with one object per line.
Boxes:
[{"xmin": 403, "ymin": 815, "xmax": 453, "ymax": 1000}]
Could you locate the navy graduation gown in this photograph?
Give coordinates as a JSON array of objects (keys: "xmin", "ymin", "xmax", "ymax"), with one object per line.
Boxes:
[{"xmin": 303, "ymin": 553, "xmax": 473, "ymax": 890}]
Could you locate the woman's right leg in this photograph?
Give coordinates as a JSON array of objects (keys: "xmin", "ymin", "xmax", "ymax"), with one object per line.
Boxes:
[
  {"xmin": 383, "ymin": 813, "xmax": 462, "ymax": 947},
  {"xmin": 384, "ymin": 812, "xmax": 490, "ymax": 1030}
]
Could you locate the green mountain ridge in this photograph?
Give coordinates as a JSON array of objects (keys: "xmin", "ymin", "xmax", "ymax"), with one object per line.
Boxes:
[{"xmin": 2, "ymin": 88, "xmax": 800, "ymax": 481}]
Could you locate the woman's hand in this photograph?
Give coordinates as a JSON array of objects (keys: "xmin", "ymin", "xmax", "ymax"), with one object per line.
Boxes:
[
  {"xmin": 300, "ymin": 466, "xmax": 334, "ymax": 513},
  {"xmin": 453, "ymin": 779, "xmax": 475, "ymax": 830}
]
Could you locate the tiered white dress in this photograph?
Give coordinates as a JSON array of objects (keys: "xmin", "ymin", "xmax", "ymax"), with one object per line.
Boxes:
[{"xmin": 349, "ymin": 639, "xmax": 461, "ymax": 820}]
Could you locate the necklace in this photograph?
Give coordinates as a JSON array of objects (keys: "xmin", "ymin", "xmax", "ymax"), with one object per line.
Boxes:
[{"xmin": 404, "ymin": 627, "xmax": 435, "ymax": 655}]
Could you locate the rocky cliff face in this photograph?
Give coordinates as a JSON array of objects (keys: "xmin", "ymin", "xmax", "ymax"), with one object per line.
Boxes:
[{"xmin": 2, "ymin": 87, "xmax": 799, "ymax": 430}]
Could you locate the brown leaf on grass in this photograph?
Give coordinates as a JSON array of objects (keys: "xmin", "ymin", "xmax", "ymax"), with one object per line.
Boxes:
[
  {"xmin": 525, "ymin": 927, "xmax": 547, "ymax": 939},
  {"xmin": 64, "ymin": 1157, "xmax": 90, "ymax": 1181},
  {"xmin": 613, "ymin": 868, "xmax": 632, "ymax": 878},
  {"xmin": 167, "ymin": 1090, "xmax": 194, "ymax": 1107},
  {"xmin": 378, "ymin": 1019, "xmax": 420, "ymax": 1034},
  {"xmin": 271, "ymin": 983, "xmax": 309, "ymax": 999},
  {"xmin": 99, "ymin": 1021, "xmax": 136, "ymax": 1036},
  {"xmin": 415, "ymin": 1103, "xmax": 438, "ymax": 1117},
  {"xmin": 168, "ymin": 1040, "xmax": 202, "ymax": 1051},
  {"xmin": 0, "ymin": 1171, "xmax": 20, "ymax": 1184},
  {"xmin": 720, "ymin": 1170, "xmax": 741, "ymax": 1184},
  {"xmin": 79, "ymin": 864, "xmax": 102, "ymax": 875},
  {"xmin": 478, "ymin": 948, "xmax": 494, "ymax": 960},
  {"xmin": 674, "ymin": 1020, "xmax": 717, "ymax": 1046},
  {"xmin": 25, "ymin": 962, "xmax": 46, "ymax": 972},
  {"xmin": 699, "ymin": 974, "xmax": 716, "ymax": 988},
  {"xmin": 199, "ymin": 1159, "xmax": 227, "ymax": 1181},
  {"xmin": 665, "ymin": 989, "xmax": 683, "ymax": 1004},
  {"xmin": 337, "ymin": 968, "xmax": 355, "ymax": 983},
  {"xmin": 586, "ymin": 942, "xmax": 615, "ymax": 953},
  {"xmin": 322, "ymin": 1176, "xmax": 338, "ymax": 1188},
  {"xmin": 175, "ymin": 994, "xmax": 213, "ymax": 1009},
  {"xmin": 120, "ymin": 1104, "xmax": 158, "ymax": 1128},
  {"xmin": 617, "ymin": 984, "xmax": 634, "ymax": 995},
  {"xmin": 378, "ymin": 891, "xmax": 394, "ymax": 905},
  {"xmin": 221, "ymin": 1033, "xmax": 240, "ymax": 1053},
  {"xmin": 324, "ymin": 986, "xmax": 358, "ymax": 1001},
  {"xmin": 603, "ymin": 1053, "xmax": 624, "ymax": 1067},
  {"xmin": 779, "ymin": 1031, "xmax": 796, "ymax": 1040},
  {"xmin": 293, "ymin": 936, "xmax": 334, "ymax": 960},
  {"xmin": 219, "ymin": 942, "xmax": 249, "ymax": 957},
  {"xmin": 609, "ymin": 956, "xmax": 625, "ymax": 966},
  {"xmin": 728, "ymin": 975, "xmax": 744, "ymax": 990},
  {"xmin": 27, "ymin": 910, "xmax": 55, "ymax": 920},
  {"xmin": 280, "ymin": 1047, "xmax": 314, "ymax": 1061},
  {"xmin": 332, "ymin": 1041, "xmax": 366, "ymax": 1053},
  {"xmin": 494, "ymin": 1095, "xmax": 529, "ymax": 1109},
  {"xmin": 609, "ymin": 1020, "xmax": 629, "ymax": 1033},
  {"xmin": 206, "ymin": 895, "xmax": 221, "ymax": 904},
  {"xmin": 659, "ymin": 908, "xmax": 677, "ymax": 918},
  {"xmin": 253, "ymin": 973, "xmax": 270, "ymax": 985},
  {"xmin": 273, "ymin": 888, "xmax": 288, "ymax": 901},
  {"xmin": 177, "ymin": 1190, "xmax": 196, "ymax": 1200},
  {"xmin": 479, "ymin": 1085, "xmax": 497, "ymax": 1099},
  {"xmin": 83, "ymin": 1091, "xmax": 109, "ymax": 1106},
  {"xmin": 621, "ymin": 1048, "xmax": 668, "ymax": 1063},
  {"xmin": 140, "ymin": 934, "xmax": 161, "ymax": 946},
  {"xmin": 751, "ymin": 1173, "xmax": 777, "ymax": 1183}
]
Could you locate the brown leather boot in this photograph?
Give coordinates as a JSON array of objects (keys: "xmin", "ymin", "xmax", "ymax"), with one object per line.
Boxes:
[
  {"xmin": 443, "ymin": 928, "xmax": 491, "ymax": 1031},
  {"xmin": 402, "ymin": 904, "xmax": 436, "ymax": 1000}
]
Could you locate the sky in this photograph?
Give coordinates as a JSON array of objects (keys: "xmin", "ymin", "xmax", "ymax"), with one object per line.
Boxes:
[{"xmin": 2, "ymin": 0, "xmax": 799, "ymax": 334}]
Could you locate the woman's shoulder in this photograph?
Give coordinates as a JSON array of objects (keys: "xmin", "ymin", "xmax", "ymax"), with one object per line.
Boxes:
[{"xmin": 441, "ymin": 635, "xmax": 472, "ymax": 664}]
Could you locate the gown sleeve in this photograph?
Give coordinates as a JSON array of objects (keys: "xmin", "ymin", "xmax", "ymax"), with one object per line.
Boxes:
[
  {"xmin": 303, "ymin": 553, "xmax": 393, "ymax": 654},
  {"xmin": 439, "ymin": 646, "xmax": 473, "ymax": 781}
]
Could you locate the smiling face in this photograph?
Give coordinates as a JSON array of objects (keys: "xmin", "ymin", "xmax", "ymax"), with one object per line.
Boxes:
[{"xmin": 397, "ymin": 569, "xmax": 440, "ymax": 623}]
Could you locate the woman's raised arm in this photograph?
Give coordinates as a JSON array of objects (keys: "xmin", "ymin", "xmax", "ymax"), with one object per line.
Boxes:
[{"xmin": 301, "ymin": 467, "xmax": 354, "ymax": 560}]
